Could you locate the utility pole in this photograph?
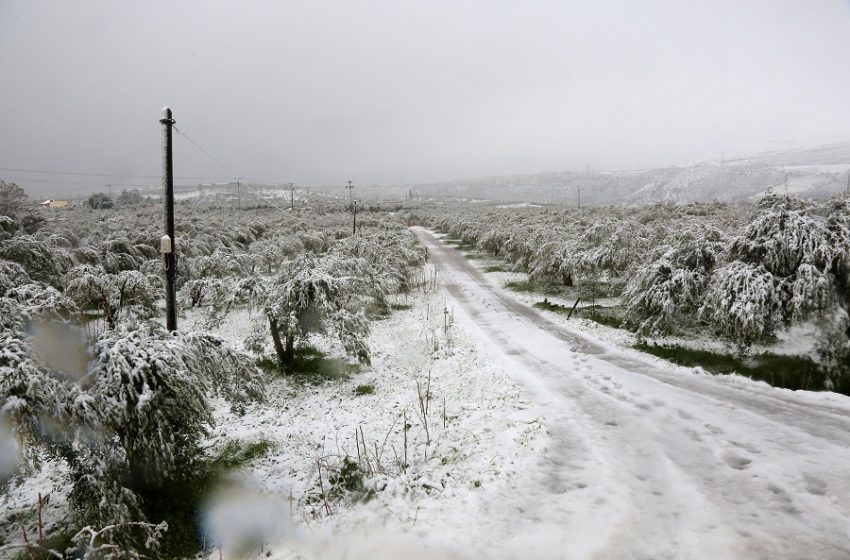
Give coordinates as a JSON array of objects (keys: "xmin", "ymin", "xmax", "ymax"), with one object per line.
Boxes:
[
  {"xmin": 160, "ymin": 107, "xmax": 177, "ymax": 332},
  {"xmin": 237, "ymin": 177, "xmax": 241, "ymax": 209},
  {"xmin": 346, "ymin": 180, "xmax": 354, "ymax": 208},
  {"xmin": 352, "ymin": 199, "xmax": 357, "ymax": 235},
  {"xmin": 577, "ymin": 185, "xmax": 581, "ymax": 209},
  {"xmin": 289, "ymin": 182, "xmax": 295, "ymax": 210}
]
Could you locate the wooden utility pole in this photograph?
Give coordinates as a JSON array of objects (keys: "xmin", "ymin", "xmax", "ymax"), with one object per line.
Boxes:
[
  {"xmin": 346, "ymin": 180, "xmax": 354, "ymax": 207},
  {"xmin": 577, "ymin": 185, "xmax": 581, "ymax": 209},
  {"xmin": 160, "ymin": 107, "xmax": 177, "ymax": 331},
  {"xmin": 352, "ymin": 199, "xmax": 357, "ymax": 235}
]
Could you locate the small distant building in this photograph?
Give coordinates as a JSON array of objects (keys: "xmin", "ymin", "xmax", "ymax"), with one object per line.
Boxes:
[{"xmin": 40, "ymin": 199, "xmax": 69, "ymax": 208}]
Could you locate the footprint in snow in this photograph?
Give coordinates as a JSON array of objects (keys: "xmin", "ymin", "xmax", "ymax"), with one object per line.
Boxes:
[
  {"xmin": 684, "ymin": 428, "xmax": 703, "ymax": 442},
  {"xmin": 730, "ymin": 440, "xmax": 761, "ymax": 454},
  {"xmin": 722, "ymin": 451, "xmax": 752, "ymax": 470},
  {"xmin": 767, "ymin": 484, "xmax": 801, "ymax": 515},
  {"xmin": 803, "ymin": 474, "xmax": 828, "ymax": 496},
  {"xmin": 705, "ymin": 423, "xmax": 724, "ymax": 435}
]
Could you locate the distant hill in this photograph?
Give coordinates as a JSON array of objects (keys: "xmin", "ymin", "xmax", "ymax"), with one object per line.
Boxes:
[{"xmin": 391, "ymin": 142, "xmax": 850, "ymax": 206}]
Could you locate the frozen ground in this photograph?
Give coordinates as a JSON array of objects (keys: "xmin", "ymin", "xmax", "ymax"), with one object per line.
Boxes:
[{"xmin": 411, "ymin": 227, "xmax": 850, "ymax": 559}]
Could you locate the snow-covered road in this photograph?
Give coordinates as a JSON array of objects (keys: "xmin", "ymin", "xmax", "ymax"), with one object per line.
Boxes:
[{"xmin": 415, "ymin": 227, "xmax": 850, "ymax": 560}]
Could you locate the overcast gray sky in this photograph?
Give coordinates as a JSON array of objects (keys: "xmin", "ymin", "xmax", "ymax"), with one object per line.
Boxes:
[{"xmin": 3, "ymin": 0, "xmax": 850, "ymax": 196}]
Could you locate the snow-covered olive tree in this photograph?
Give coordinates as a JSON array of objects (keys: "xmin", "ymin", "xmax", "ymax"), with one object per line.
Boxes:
[
  {"xmin": 65, "ymin": 265, "xmax": 161, "ymax": 329},
  {"xmin": 179, "ymin": 250, "xmax": 253, "ymax": 309},
  {"xmin": 0, "ymin": 181, "xmax": 27, "ymax": 219},
  {"xmin": 700, "ymin": 196, "xmax": 850, "ymax": 345},
  {"xmin": 0, "ymin": 234, "xmax": 75, "ymax": 288},
  {"xmin": 248, "ymin": 253, "xmax": 371, "ymax": 368},
  {"xmin": 0, "ymin": 304, "xmax": 265, "ymax": 530},
  {"xmin": 624, "ymin": 230, "xmax": 726, "ymax": 334}
]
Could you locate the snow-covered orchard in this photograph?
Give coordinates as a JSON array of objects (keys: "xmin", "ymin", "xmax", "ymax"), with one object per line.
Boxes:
[
  {"xmin": 414, "ymin": 193, "xmax": 850, "ymax": 390},
  {"xmin": 2, "ymin": 186, "xmax": 849, "ymax": 559},
  {"xmin": 0, "ymin": 194, "xmax": 547, "ymax": 558}
]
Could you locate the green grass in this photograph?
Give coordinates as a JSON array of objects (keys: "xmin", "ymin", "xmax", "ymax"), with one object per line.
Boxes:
[
  {"xmin": 11, "ymin": 532, "xmax": 76, "ymax": 560},
  {"xmin": 365, "ymin": 302, "xmax": 392, "ymax": 320},
  {"xmin": 367, "ymin": 302, "xmax": 413, "ymax": 320},
  {"xmin": 255, "ymin": 355, "xmax": 280, "ymax": 375},
  {"xmin": 504, "ymin": 279, "xmax": 578, "ymax": 297},
  {"xmin": 505, "ymin": 280, "xmax": 541, "ymax": 293},
  {"xmin": 483, "ymin": 265, "xmax": 507, "ymax": 273},
  {"xmin": 533, "ymin": 299, "xmax": 624, "ymax": 328},
  {"xmin": 577, "ymin": 306, "xmax": 623, "ymax": 328},
  {"xmin": 442, "ymin": 238, "xmax": 478, "ymax": 252},
  {"xmin": 533, "ymin": 298, "xmax": 571, "ymax": 313},
  {"xmin": 289, "ymin": 346, "xmax": 362, "ymax": 383},
  {"xmin": 136, "ymin": 439, "xmax": 275, "ymax": 559},
  {"xmin": 354, "ymin": 383, "xmax": 375, "ymax": 396},
  {"xmin": 634, "ymin": 342, "xmax": 848, "ymax": 395},
  {"xmin": 257, "ymin": 346, "xmax": 362, "ymax": 383}
]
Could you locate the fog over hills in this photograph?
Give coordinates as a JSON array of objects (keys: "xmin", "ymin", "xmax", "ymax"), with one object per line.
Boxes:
[
  {"xmin": 11, "ymin": 141, "xmax": 850, "ymax": 207},
  {"xmin": 376, "ymin": 141, "xmax": 850, "ymax": 206}
]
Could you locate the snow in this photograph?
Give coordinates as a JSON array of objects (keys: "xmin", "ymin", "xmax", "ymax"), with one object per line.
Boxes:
[
  {"xmin": 188, "ymin": 284, "xmax": 550, "ymax": 558},
  {"xmin": 3, "ymin": 214, "xmax": 849, "ymax": 559}
]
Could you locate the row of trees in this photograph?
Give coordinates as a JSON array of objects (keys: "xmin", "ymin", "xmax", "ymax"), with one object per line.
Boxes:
[{"xmin": 415, "ymin": 194, "xmax": 850, "ymax": 382}]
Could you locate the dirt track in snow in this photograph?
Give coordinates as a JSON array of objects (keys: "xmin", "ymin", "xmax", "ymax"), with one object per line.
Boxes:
[{"xmin": 415, "ymin": 227, "xmax": 850, "ymax": 560}]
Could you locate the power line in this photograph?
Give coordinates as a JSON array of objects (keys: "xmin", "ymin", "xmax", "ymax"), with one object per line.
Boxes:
[
  {"xmin": 173, "ymin": 125, "xmax": 235, "ymax": 177},
  {"xmin": 0, "ymin": 166, "xmax": 226, "ymax": 181},
  {"xmin": 1, "ymin": 177, "xmax": 154, "ymax": 187},
  {"xmin": 170, "ymin": 124, "xmax": 306, "ymax": 213}
]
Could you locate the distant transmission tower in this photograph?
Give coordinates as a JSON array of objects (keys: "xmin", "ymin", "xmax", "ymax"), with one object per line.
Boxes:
[{"xmin": 345, "ymin": 180, "xmax": 354, "ymax": 207}]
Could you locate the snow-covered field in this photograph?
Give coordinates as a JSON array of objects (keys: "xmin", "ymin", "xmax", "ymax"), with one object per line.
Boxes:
[
  {"xmin": 0, "ymin": 281, "xmax": 553, "ymax": 559},
  {"xmin": 3, "ymin": 217, "xmax": 850, "ymax": 560}
]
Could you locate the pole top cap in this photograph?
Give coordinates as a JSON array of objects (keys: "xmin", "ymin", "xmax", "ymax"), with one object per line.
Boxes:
[{"xmin": 160, "ymin": 107, "xmax": 175, "ymax": 124}]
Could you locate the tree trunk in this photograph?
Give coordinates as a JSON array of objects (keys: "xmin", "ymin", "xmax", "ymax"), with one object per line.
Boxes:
[
  {"xmin": 284, "ymin": 335, "xmax": 295, "ymax": 366},
  {"xmin": 562, "ymin": 271, "xmax": 573, "ymax": 287},
  {"xmin": 268, "ymin": 315, "xmax": 286, "ymax": 368}
]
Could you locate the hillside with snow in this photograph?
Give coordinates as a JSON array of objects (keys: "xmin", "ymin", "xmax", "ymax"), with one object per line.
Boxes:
[{"xmin": 394, "ymin": 142, "xmax": 850, "ymax": 206}]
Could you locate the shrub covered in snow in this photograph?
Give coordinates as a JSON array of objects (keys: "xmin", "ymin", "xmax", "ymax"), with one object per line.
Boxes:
[
  {"xmin": 0, "ymin": 312, "xmax": 265, "ymax": 531},
  {"xmin": 700, "ymin": 196, "xmax": 850, "ymax": 346}
]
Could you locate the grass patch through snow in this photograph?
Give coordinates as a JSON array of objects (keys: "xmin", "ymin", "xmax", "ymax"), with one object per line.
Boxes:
[
  {"xmin": 533, "ymin": 298, "xmax": 623, "ymax": 328},
  {"xmin": 257, "ymin": 346, "xmax": 362, "ymax": 384},
  {"xmin": 634, "ymin": 342, "xmax": 848, "ymax": 395},
  {"xmin": 354, "ymin": 383, "xmax": 375, "ymax": 396}
]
